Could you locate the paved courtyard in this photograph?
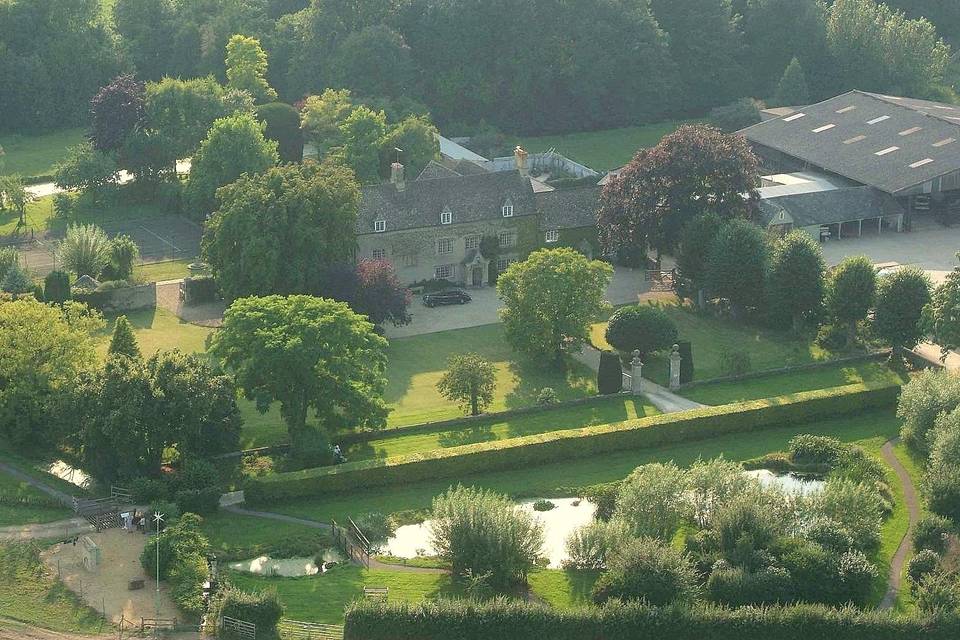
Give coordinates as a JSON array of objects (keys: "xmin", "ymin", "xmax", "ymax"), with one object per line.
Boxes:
[
  {"xmin": 385, "ymin": 266, "xmax": 651, "ymax": 338},
  {"xmin": 820, "ymin": 216, "xmax": 960, "ymax": 284}
]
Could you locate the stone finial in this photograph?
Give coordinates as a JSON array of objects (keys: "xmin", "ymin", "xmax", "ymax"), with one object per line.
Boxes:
[
  {"xmin": 630, "ymin": 350, "xmax": 643, "ymax": 395},
  {"xmin": 669, "ymin": 344, "xmax": 682, "ymax": 390}
]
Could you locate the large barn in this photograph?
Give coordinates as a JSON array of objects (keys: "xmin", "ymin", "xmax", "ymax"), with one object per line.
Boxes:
[{"xmin": 740, "ymin": 90, "xmax": 960, "ymax": 241}]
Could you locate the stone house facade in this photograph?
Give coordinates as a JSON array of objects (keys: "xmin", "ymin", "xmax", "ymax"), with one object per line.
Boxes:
[{"xmin": 356, "ymin": 152, "xmax": 598, "ymax": 287}]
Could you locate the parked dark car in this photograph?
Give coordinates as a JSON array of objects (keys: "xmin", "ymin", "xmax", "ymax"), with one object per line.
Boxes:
[{"xmin": 422, "ymin": 289, "xmax": 472, "ymax": 307}]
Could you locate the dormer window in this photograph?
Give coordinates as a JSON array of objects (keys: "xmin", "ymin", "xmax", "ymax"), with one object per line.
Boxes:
[
  {"xmin": 374, "ymin": 220, "xmax": 386, "ymax": 233},
  {"xmin": 440, "ymin": 208, "xmax": 452, "ymax": 225},
  {"xmin": 502, "ymin": 199, "xmax": 514, "ymax": 217}
]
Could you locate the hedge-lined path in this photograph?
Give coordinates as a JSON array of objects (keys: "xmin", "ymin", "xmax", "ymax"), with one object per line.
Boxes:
[
  {"xmin": 222, "ymin": 506, "xmax": 447, "ymax": 575},
  {"xmin": 879, "ymin": 437, "xmax": 920, "ymax": 610}
]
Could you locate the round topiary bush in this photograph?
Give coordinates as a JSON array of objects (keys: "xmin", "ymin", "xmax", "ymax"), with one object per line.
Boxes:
[
  {"xmin": 914, "ymin": 514, "xmax": 953, "ymax": 554},
  {"xmin": 597, "ymin": 350, "xmax": 623, "ymax": 395},
  {"xmin": 604, "ymin": 305, "xmax": 678, "ymax": 359},
  {"xmin": 592, "ymin": 537, "xmax": 699, "ymax": 606},
  {"xmin": 908, "ymin": 549, "xmax": 941, "ymax": 585}
]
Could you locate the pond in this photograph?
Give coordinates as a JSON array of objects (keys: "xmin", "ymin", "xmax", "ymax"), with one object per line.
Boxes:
[
  {"xmin": 46, "ymin": 460, "xmax": 91, "ymax": 490},
  {"xmin": 227, "ymin": 548, "xmax": 345, "ymax": 577},
  {"xmin": 745, "ymin": 469, "xmax": 825, "ymax": 495},
  {"xmin": 383, "ymin": 497, "xmax": 596, "ymax": 569}
]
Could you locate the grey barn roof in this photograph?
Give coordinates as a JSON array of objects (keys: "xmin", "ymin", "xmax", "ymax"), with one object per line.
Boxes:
[
  {"xmin": 740, "ymin": 90, "xmax": 960, "ymax": 194},
  {"xmin": 357, "ymin": 170, "xmax": 536, "ymax": 235},
  {"xmin": 536, "ymin": 186, "xmax": 600, "ymax": 230},
  {"xmin": 758, "ymin": 186, "xmax": 905, "ymax": 228}
]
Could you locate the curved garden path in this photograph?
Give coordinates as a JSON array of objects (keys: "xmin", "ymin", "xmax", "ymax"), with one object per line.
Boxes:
[
  {"xmin": 879, "ymin": 438, "xmax": 921, "ymax": 610},
  {"xmin": 0, "ymin": 461, "xmax": 93, "ymax": 541}
]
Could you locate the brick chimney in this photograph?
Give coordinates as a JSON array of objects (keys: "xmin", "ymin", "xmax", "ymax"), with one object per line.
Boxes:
[
  {"xmin": 391, "ymin": 162, "xmax": 405, "ymax": 191},
  {"xmin": 514, "ymin": 146, "xmax": 528, "ymax": 176}
]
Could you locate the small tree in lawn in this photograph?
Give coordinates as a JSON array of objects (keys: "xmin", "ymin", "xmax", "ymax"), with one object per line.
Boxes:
[
  {"xmin": 706, "ymin": 219, "xmax": 768, "ymax": 317},
  {"xmin": 826, "ymin": 255, "xmax": 876, "ymax": 346},
  {"xmin": 924, "ymin": 253, "xmax": 960, "ymax": 361},
  {"xmin": 773, "ymin": 57, "xmax": 811, "ymax": 107},
  {"xmin": 437, "ymin": 353, "xmax": 496, "ymax": 416},
  {"xmin": 497, "ymin": 248, "xmax": 612, "ymax": 366},
  {"xmin": 0, "ymin": 175, "xmax": 34, "ymax": 227},
  {"xmin": 874, "ymin": 266, "xmax": 931, "ymax": 361},
  {"xmin": 604, "ymin": 305, "xmax": 678, "ymax": 360},
  {"xmin": 677, "ymin": 212, "xmax": 722, "ymax": 308},
  {"xmin": 109, "ymin": 234, "xmax": 140, "ymax": 281},
  {"xmin": 225, "ymin": 35, "xmax": 277, "ymax": 104},
  {"xmin": 108, "ymin": 315, "xmax": 142, "ymax": 360},
  {"xmin": 766, "ymin": 230, "xmax": 825, "ymax": 332}
]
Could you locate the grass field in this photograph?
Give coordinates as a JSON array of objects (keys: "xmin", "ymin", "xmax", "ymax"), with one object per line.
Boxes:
[
  {"xmin": 0, "ymin": 128, "xmax": 86, "ymax": 180},
  {"xmin": 228, "ymin": 565, "xmax": 460, "ymax": 625},
  {"xmin": 591, "ymin": 301, "xmax": 846, "ymax": 386},
  {"xmin": 679, "ymin": 361, "xmax": 909, "ymax": 405},
  {"xmin": 100, "ymin": 307, "xmax": 214, "ymax": 357},
  {"xmin": 347, "ymin": 396, "xmax": 660, "ymax": 462},
  {"xmin": 0, "ymin": 193, "xmax": 54, "ymax": 236},
  {"xmin": 0, "ymin": 543, "xmax": 104, "ymax": 633},
  {"xmin": 0, "ymin": 474, "xmax": 70, "ymax": 526},
  {"xmin": 528, "ymin": 568, "xmax": 600, "ymax": 609},
  {"xmin": 517, "ymin": 120, "xmax": 701, "ymax": 171},
  {"xmin": 135, "ymin": 258, "xmax": 195, "ymax": 283}
]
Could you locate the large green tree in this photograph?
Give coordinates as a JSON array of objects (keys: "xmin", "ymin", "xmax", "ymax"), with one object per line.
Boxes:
[
  {"xmin": 89, "ymin": 75, "xmax": 146, "ymax": 153},
  {"xmin": 145, "ymin": 77, "xmax": 230, "ymax": 161},
  {"xmin": 300, "ymin": 88, "xmax": 354, "ymax": 156},
  {"xmin": 378, "ymin": 115, "xmax": 439, "ymax": 179},
  {"xmin": 498, "ymin": 248, "xmax": 612, "ymax": 365},
  {"xmin": 225, "ymin": 34, "xmax": 277, "ymax": 104},
  {"xmin": 184, "ymin": 113, "xmax": 279, "ymax": 219},
  {"xmin": 773, "ymin": 57, "xmax": 812, "ymax": 106},
  {"xmin": 765, "ymin": 230, "xmax": 825, "ymax": 331},
  {"xmin": 826, "ymin": 256, "xmax": 876, "ymax": 346},
  {"xmin": 210, "ymin": 295, "xmax": 388, "ymax": 444},
  {"xmin": 676, "ymin": 212, "xmax": 722, "ymax": 308},
  {"xmin": 202, "ymin": 162, "xmax": 359, "ymax": 300},
  {"xmin": 705, "ymin": 219, "xmax": 768, "ymax": 317},
  {"xmin": 339, "ymin": 106, "xmax": 388, "ymax": 184},
  {"xmin": 0, "ymin": 299, "xmax": 103, "ymax": 452},
  {"xmin": 598, "ymin": 125, "xmax": 760, "ymax": 259},
  {"xmin": 874, "ymin": 266, "xmax": 932, "ymax": 356},
  {"xmin": 925, "ymin": 254, "xmax": 960, "ymax": 361}
]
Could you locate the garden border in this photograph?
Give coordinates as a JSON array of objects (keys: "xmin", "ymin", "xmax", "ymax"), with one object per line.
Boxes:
[{"xmin": 244, "ymin": 382, "xmax": 901, "ymax": 504}]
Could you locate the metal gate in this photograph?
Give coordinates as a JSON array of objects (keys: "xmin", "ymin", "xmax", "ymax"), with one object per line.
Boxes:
[{"xmin": 221, "ymin": 616, "xmax": 256, "ymax": 640}]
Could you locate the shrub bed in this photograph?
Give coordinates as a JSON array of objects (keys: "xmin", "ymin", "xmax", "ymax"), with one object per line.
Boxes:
[
  {"xmin": 343, "ymin": 598, "xmax": 958, "ymax": 640},
  {"xmin": 245, "ymin": 383, "xmax": 899, "ymax": 504}
]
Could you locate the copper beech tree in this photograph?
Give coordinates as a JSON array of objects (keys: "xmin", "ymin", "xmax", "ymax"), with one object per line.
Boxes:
[{"xmin": 597, "ymin": 124, "xmax": 761, "ymax": 262}]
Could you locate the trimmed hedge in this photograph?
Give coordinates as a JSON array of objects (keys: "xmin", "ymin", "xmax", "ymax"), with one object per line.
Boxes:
[
  {"xmin": 343, "ymin": 598, "xmax": 959, "ymax": 640},
  {"xmin": 244, "ymin": 383, "xmax": 900, "ymax": 504}
]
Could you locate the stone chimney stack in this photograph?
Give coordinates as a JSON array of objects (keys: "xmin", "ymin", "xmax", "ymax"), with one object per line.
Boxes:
[
  {"xmin": 391, "ymin": 162, "xmax": 405, "ymax": 191},
  {"xmin": 514, "ymin": 146, "xmax": 529, "ymax": 177}
]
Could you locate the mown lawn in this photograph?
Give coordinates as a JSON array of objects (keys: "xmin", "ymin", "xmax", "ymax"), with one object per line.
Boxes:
[
  {"xmin": 99, "ymin": 307, "xmax": 214, "ymax": 357},
  {"xmin": 0, "ymin": 193, "xmax": 55, "ymax": 235},
  {"xmin": 517, "ymin": 120, "xmax": 701, "ymax": 172},
  {"xmin": 266, "ymin": 409, "xmax": 901, "ymax": 529},
  {"xmin": 0, "ymin": 473, "xmax": 71, "ymax": 527},
  {"xmin": 0, "ymin": 543, "xmax": 104, "ymax": 633},
  {"xmin": 591, "ymin": 301, "xmax": 846, "ymax": 386},
  {"xmin": 385, "ymin": 324, "xmax": 597, "ymax": 427},
  {"xmin": 227, "ymin": 565, "xmax": 461, "ymax": 625},
  {"xmin": 679, "ymin": 361, "xmax": 909, "ymax": 406},
  {"xmin": 347, "ymin": 396, "xmax": 660, "ymax": 462},
  {"xmin": 528, "ymin": 568, "xmax": 600, "ymax": 609},
  {"xmin": 0, "ymin": 127, "xmax": 87, "ymax": 180},
  {"xmin": 135, "ymin": 258, "xmax": 196, "ymax": 283}
]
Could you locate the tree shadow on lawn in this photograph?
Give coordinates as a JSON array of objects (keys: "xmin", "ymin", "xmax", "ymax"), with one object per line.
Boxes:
[{"xmin": 502, "ymin": 358, "xmax": 596, "ymax": 410}]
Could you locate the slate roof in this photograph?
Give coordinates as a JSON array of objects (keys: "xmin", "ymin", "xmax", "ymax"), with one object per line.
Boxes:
[
  {"xmin": 740, "ymin": 90, "xmax": 960, "ymax": 194},
  {"xmin": 758, "ymin": 186, "xmax": 905, "ymax": 228},
  {"xmin": 536, "ymin": 186, "xmax": 600, "ymax": 230},
  {"xmin": 357, "ymin": 170, "xmax": 536, "ymax": 235},
  {"xmin": 416, "ymin": 160, "xmax": 461, "ymax": 181}
]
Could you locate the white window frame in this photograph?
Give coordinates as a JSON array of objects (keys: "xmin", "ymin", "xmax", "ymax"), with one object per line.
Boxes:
[
  {"xmin": 437, "ymin": 237, "xmax": 454, "ymax": 255},
  {"xmin": 440, "ymin": 210, "xmax": 452, "ymax": 225},
  {"xmin": 372, "ymin": 248, "xmax": 386, "ymax": 260},
  {"xmin": 502, "ymin": 204, "xmax": 514, "ymax": 218},
  {"xmin": 545, "ymin": 229, "xmax": 560, "ymax": 243},
  {"xmin": 498, "ymin": 231, "xmax": 516, "ymax": 248},
  {"xmin": 465, "ymin": 235, "xmax": 480, "ymax": 250},
  {"xmin": 374, "ymin": 219, "xmax": 386, "ymax": 233},
  {"xmin": 435, "ymin": 264, "xmax": 454, "ymax": 280}
]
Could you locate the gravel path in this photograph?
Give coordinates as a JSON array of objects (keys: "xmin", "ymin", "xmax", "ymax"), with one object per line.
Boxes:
[{"xmin": 879, "ymin": 438, "xmax": 921, "ymax": 610}]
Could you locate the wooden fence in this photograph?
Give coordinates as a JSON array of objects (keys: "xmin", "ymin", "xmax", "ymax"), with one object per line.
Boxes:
[{"xmin": 278, "ymin": 619, "xmax": 344, "ymax": 640}]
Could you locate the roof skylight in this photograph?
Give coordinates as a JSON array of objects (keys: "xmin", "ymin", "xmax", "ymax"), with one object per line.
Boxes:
[
  {"xmin": 899, "ymin": 127, "xmax": 923, "ymax": 136},
  {"xmin": 836, "ymin": 106, "xmax": 857, "ymax": 114},
  {"xmin": 866, "ymin": 115, "xmax": 890, "ymax": 125},
  {"xmin": 812, "ymin": 124, "xmax": 836, "ymax": 133},
  {"xmin": 843, "ymin": 135, "xmax": 867, "ymax": 144},
  {"xmin": 782, "ymin": 112, "xmax": 806, "ymax": 122},
  {"xmin": 933, "ymin": 138, "xmax": 956, "ymax": 147},
  {"xmin": 909, "ymin": 158, "xmax": 934, "ymax": 168},
  {"xmin": 874, "ymin": 146, "xmax": 899, "ymax": 156}
]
